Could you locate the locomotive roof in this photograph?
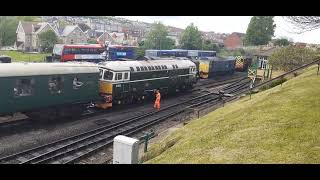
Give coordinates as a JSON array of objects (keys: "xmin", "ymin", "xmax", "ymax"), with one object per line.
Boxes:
[
  {"xmin": 0, "ymin": 62, "xmax": 99, "ymax": 77},
  {"xmin": 98, "ymin": 59, "xmax": 196, "ymax": 72}
]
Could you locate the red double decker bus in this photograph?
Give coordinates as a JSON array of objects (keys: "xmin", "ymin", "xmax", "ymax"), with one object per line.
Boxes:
[{"xmin": 52, "ymin": 44, "xmax": 105, "ymax": 63}]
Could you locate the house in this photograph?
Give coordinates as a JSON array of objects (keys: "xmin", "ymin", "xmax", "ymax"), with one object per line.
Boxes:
[
  {"xmin": 59, "ymin": 25, "xmax": 88, "ymax": 44},
  {"xmin": 97, "ymin": 32, "xmax": 126, "ymax": 45},
  {"xmin": 294, "ymin": 42, "xmax": 307, "ymax": 48},
  {"xmin": 253, "ymin": 46, "xmax": 280, "ymax": 69},
  {"xmin": 15, "ymin": 21, "xmax": 58, "ymax": 52},
  {"xmin": 223, "ymin": 32, "xmax": 245, "ymax": 50}
]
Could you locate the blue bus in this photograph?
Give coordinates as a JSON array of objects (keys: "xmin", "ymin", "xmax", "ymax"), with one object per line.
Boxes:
[{"xmin": 107, "ymin": 45, "xmax": 137, "ymax": 60}]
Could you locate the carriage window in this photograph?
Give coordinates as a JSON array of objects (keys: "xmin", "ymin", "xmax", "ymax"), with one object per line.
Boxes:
[
  {"xmin": 175, "ymin": 65, "xmax": 179, "ymax": 68},
  {"xmin": 155, "ymin": 66, "xmax": 159, "ymax": 70},
  {"xmin": 48, "ymin": 76, "xmax": 63, "ymax": 94},
  {"xmin": 164, "ymin": 65, "xmax": 168, "ymax": 69},
  {"xmin": 124, "ymin": 72, "xmax": 129, "ymax": 80},
  {"xmin": 172, "ymin": 65, "xmax": 175, "ymax": 69},
  {"xmin": 73, "ymin": 76, "xmax": 84, "ymax": 90},
  {"xmin": 157, "ymin": 66, "xmax": 161, "ymax": 70},
  {"xmin": 151, "ymin": 66, "xmax": 155, "ymax": 70},
  {"xmin": 140, "ymin": 66, "xmax": 144, "ymax": 71},
  {"xmin": 136, "ymin": 67, "xmax": 140, "ymax": 71},
  {"xmin": 115, "ymin": 73, "xmax": 123, "ymax": 80},
  {"xmin": 14, "ymin": 79, "xmax": 35, "ymax": 97},
  {"xmin": 144, "ymin": 66, "xmax": 148, "ymax": 71},
  {"xmin": 147, "ymin": 66, "xmax": 151, "ymax": 70},
  {"xmin": 104, "ymin": 71, "xmax": 114, "ymax": 80},
  {"xmin": 130, "ymin": 67, "xmax": 134, "ymax": 71},
  {"xmin": 161, "ymin": 65, "xmax": 164, "ymax": 69}
]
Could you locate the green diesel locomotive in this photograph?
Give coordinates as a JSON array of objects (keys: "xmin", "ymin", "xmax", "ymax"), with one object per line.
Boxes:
[{"xmin": 97, "ymin": 59, "xmax": 198, "ymax": 109}]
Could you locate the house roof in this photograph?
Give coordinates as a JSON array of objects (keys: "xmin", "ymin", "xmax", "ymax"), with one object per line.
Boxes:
[
  {"xmin": 60, "ymin": 25, "xmax": 87, "ymax": 37},
  {"xmin": 20, "ymin": 22, "xmax": 36, "ymax": 34},
  {"xmin": 19, "ymin": 21, "xmax": 58, "ymax": 35},
  {"xmin": 60, "ymin": 25, "xmax": 78, "ymax": 36},
  {"xmin": 232, "ymin": 32, "xmax": 246, "ymax": 38}
]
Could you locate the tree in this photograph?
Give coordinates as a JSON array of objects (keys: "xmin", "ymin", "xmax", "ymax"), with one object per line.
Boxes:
[
  {"xmin": 38, "ymin": 30, "xmax": 59, "ymax": 53},
  {"xmin": 179, "ymin": 23, "xmax": 202, "ymax": 50},
  {"xmin": 0, "ymin": 16, "xmax": 19, "ymax": 47},
  {"xmin": 268, "ymin": 46, "xmax": 318, "ymax": 71},
  {"xmin": 143, "ymin": 22, "xmax": 174, "ymax": 50},
  {"xmin": 78, "ymin": 23, "xmax": 91, "ymax": 32},
  {"xmin": 88, "ymin": 39, "xmax": 98, "ymax": 44},
  {"xmin": 202, "ymin": 40, "xmax": 220, "ymax": 52},
  {"xmin": 273, "ymin": 38, "xmax": 291, "ymax": 46},
  {"xmin": 285, "ymin": 16, "xmax": 320, "ymax": 33},
  {"xmin": 244, "ymin": 16, "xmax": 276, "ymax": 46},
  {"xmin": 17, "ymin": 16, "xmax": 41, "ymax": 22}
]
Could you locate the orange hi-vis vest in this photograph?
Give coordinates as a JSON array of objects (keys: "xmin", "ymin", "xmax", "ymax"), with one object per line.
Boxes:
[{"xmin": 155, "ymin": 93, "xmax": 161, "ymax": 103}]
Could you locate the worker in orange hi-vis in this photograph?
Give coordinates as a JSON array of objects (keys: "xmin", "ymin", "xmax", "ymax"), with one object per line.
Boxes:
[{"xmin": 154, "ymin": 89, "xmax": 161, "ymax": 111}]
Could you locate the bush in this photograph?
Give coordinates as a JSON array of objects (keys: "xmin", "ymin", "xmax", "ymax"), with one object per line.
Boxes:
[
  {"xmin": 268, "ymin": 46, "xmax": 318, "ymax": 71},
  {"xmin": 259, "ymin": 78, "xmax": 287, "ymax": 91}
]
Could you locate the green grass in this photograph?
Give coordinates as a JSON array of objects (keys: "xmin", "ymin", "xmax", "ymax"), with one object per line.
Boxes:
[
  {"xmin": 143, "ymin": 65, "xmax": 320, "ymax": 164},
  {"xmin": 0, "ymin": 50, "xmax": 50, "ymax": 62}
]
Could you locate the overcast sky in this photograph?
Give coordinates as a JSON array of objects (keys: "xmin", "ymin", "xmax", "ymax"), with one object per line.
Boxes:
[{"xmin": 117, "ymin": 16, "xmax": 320, "ymax": 44}]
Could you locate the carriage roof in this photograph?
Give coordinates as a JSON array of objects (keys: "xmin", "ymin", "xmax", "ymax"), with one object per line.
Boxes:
[
  {"xmin": 98, "ymin": 59, "xmax": 196, "ymax": 72},
  {"xmin": 0, "ymin": 62, "xmax": 99, "ymax": 77}
]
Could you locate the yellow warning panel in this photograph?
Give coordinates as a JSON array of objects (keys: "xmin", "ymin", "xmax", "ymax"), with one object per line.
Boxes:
[
  {"xmin": 99, "ymin": 81, "xmax": 113, "ymax": 94},
  {"xmin": 199, "ymin": 61, "xmax": 209, "ymax": 79}
]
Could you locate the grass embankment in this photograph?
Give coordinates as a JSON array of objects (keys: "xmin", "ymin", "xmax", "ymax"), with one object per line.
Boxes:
[
  {"xmin": 142, "ymin": 65, "xmax": 320, "ymax": 163},
  {"xmin": 0, "ymin": 50, "xmax": 49, "ymax": 62}
]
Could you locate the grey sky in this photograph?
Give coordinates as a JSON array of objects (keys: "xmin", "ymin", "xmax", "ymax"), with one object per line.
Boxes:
[{"xmin": 117, "ymin": 16, "xmax": 320, "ymax": 44}]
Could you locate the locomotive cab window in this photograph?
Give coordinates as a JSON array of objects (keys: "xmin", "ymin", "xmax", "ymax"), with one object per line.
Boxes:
[
  {"xmin": 115, "ymin": 73, "xmax": 123, "ymax": 80},
  {"xmin": 14, "ymin": 78, "xmax": 35, "ymax": 97},
  {"xmin": 104, "ymin": 70, "xmax": 114, "ymax": 80},
  {"xmin": 99, "ymin": 69, "xmax": 104, "ymax": 79},
  {"xmin": 48, "ymin": 76, "xmax": 63, "ymax": 94}
]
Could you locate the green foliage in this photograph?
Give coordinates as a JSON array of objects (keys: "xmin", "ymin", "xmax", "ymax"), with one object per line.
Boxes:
[
  {"xmin": 134, "ymin": 47, "xmax": 146, "ymax": 58},
  {"xmin": 88, "ymin": 39, "xmax": 98, "ymax": 44},
  {"xmin": 202, "ymin": 40, "xmax": 221, "ymax": 52},
  {"xmin": 268, "ymin": 46, "xmax": 318, "ymax": 71},
  {"xmin": 17, "ymin": 16, "xmax": 41, "ymax": 22},
  {"xmin": 143, "ymin": 22, "xmax": 174, "ymax": 50},
  {"xmin": 0, "ymin": 50, "xmax": 49, "ymax": 62},
  {"xmin": 274, "ymin": 38, "xmax": 291, "ymax": 46},
  {"xmin": 38, "ymin": 30, "xmax": 59, "ymax": 53},
  {"xmin": 260, "ymin": 78, "xmax": 287, "ymax": 91},
  {"xmin": 179, "ymin": 23, "xmax": 202, "ymax": 50},
  {"xmin": 218, "ymin": 48, "xmax": 245, "ymax": 58},
  {"xmin": 0, "ymin": 16, "xmax": 19, "ymax": 47},
  {"xmin": 245, "ymin": 16, "xmax": 276, "ymax": 46}
]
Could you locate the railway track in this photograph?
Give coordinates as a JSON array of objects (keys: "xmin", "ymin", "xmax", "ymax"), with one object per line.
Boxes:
[
  {"xmin": 0, "ymin": 78, "xmax": 250, "ymax": 164},
  {"xmin": 0, "ymin": 78, "xmax": 249, "ymax": 164}
]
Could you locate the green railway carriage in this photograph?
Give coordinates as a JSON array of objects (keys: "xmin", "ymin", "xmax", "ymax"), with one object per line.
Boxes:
[
  {"xmin": 0, "ymin": 62, "xmax": 100, "ymax": 119},
  {"xmin": 97, "ymin": 59, "xmax": 197, "ymax": 109}
]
